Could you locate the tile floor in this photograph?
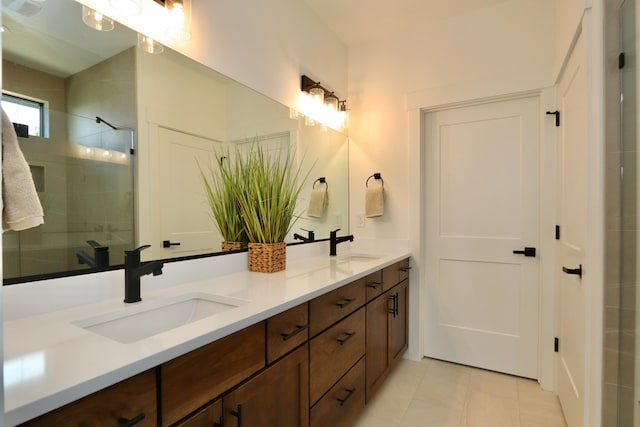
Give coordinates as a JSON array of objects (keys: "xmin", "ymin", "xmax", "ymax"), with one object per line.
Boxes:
[{"xmin": 355, "ymin": 357, "xmax": 567, "ymax": 427}]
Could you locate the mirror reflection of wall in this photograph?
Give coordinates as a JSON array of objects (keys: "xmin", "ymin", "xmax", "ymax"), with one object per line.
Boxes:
[{"xmin": 2, "ymin": 0, "xmax": 349, "ymax": 281}]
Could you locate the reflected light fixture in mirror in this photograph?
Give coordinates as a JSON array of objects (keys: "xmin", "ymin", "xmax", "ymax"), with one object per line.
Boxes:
[
  {"xmin": 109, "ymin": 0, "xmax": 142, "ymax": 15},
  {"xmin": 82, "ymin": 5, "xmax": 115, "ymax": 31},
  {"xmin": 165, "ymin": 0, "xmax": 192, "ymax": 41},
  {"xmin": 138, "ymin": 33, "xmax": 164, "ymax": 54}
]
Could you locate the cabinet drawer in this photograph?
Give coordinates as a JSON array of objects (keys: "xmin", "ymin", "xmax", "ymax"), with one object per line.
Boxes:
[
  {"xmin": 161, "ymin": 323, "xmax": 265, "ymax": 426},
  {"xmin": 309, "ymin": 308, "xmax": 365, "ymax": 405},
  {"xmin": 309, "ymin": 277, "xmax": 366, "ymax": 336},
  {"xmin": 310, "ymin": 357, "xmax": 366, "ymax": 427},
  {"xmin": 19, "ymin": 370, "xmax": 157, "ymax": 427},
  {"xmin": 382, "ymin": 258, "xmax": 410, "ymax": 292},
  {"xmin": 364, "ymin": 269, "xmax": 384, "ymax": 302},
  {"xmin": 267, "ymin": 302, "xmax": 309, "ymax": 364},
  {"xmin": 175, "ymin": 399, "xmax": 222, "ymax": 427}
]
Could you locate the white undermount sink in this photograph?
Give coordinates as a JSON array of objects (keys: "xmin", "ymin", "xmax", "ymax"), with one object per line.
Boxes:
[{"xmin": 72, "ymin": 292, "xmax": 248, "ymax": 344}]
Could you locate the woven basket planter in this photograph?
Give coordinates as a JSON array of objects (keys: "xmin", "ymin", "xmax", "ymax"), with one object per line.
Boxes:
[
  {"xmin": 221, "ymin": 241, "xmax": 248, "ymax": 251},
  {"xmin": 248, "ymin": 242, "xmax": 286, "ymax": 273}
]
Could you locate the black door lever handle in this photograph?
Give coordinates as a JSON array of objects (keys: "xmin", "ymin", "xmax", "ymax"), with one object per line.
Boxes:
[
  {"xmin": 162, "ymin": 240, "xmax": 181, "ymax": 248},
  {"xmin": 513, "ymin": 247, "xmax": 536, "ymax": 257},
  {"xmin": 562, "ymin": 264, "xmax": 582, "ymax": 279}
]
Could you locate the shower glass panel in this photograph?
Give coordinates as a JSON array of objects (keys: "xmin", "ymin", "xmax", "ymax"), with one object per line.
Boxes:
[{"xmin": 2, "ymin": 110, "xmax": 135, "ymax": 279}]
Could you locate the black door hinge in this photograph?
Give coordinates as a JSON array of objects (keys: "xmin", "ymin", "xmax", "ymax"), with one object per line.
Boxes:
[
  {"xmin": 555, "ymin": 225, "xmax": 560, "ymax": 240},
  {"xmin": 546, "ymin": 110, "xmax": 560, "ymax": 127},
  {"xmin": 554, "ymin": 337, "xmax": 559, "ymax": 352},
  {"xmin": 619, "ymin": 52, "xmax": 626, "ymax": 70}
]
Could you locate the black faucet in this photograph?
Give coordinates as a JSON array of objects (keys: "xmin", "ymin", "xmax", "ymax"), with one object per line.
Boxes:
[
  {"xmin": 293, "ymin": 229, "xmax": 315, "ymax": 242},
  {"xmin": 329, "ymin": 228, "xmax": 354, "ymax": 256},
  {"xmin": 76, "ymin": 240, "xmax": 110, "ymax": 268},
  {"xmin": 124, "ymin": 245, "xmax": 164, "ymax": 303}
]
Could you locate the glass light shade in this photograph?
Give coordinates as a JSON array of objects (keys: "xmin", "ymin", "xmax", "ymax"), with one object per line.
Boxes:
[
  {"xmin": 309, "ymin": 85, "xmax": 324, "ymax": 104},
  {"xmin": 138, "ymin": 33, "xmax": 164, "ymax": 54},
  {"xmin": 325, "ymin": 93, "xmax": 339, "ymax": 111},
  {"xmin": 165, "ymin": 0, "xmax": 192, "ymax": 41},
  {"xmin": 82, "ymin": 6, "xmax": 114, "ymax": 31},
  {"xmin": 109, "ymin": 0, "xmax": 141, "ymax": 15}
]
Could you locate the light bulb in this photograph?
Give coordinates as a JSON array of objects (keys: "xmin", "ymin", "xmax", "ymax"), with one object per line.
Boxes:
[{"xmin": 82, "ymin": 6, "xmax": 114, "ymax": 31}]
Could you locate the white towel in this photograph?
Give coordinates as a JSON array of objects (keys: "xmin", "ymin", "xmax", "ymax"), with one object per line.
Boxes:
[
  {"xmin": 2, "ymin": 108, "xmax": 44, "ymax": 231},
  {"xmin": 307, "ymin": 188, "xmax": 328, "ymax": 218},
  {"xmin": 365, "ymin": 186, "xmax": 384, "ymax": 218}
]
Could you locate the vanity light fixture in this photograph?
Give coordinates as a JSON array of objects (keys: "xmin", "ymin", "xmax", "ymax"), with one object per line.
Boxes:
[
  {"xmin": 82, "ymin": 5, "xmax": 115, "ymax": 31},
  {"xmin": 299, "ymin": 75, "xmax": 348, "ymax": 130},
  {"xmin": 165, "ymin": 0, "xmax": 192, "ymax": 41},
  {"xmin": 109, "ymin": 0, "xmax": 142, "ymax": 15},
  {"xmin": 138, "ymin": 33, "xmax": 164, "ymax": 54}
]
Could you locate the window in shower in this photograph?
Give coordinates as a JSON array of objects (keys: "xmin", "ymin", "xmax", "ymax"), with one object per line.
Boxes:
[{"xmin": 1, "ymin": 92, "xmax": 48, "ymax": 137}]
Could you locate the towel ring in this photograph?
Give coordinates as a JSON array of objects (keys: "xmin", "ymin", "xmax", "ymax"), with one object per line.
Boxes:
[
  {"xmin": 313, "ymin": 177, "xmax": 328, "ymax": 190},
  {"xmin": 366, "ymin": 173, "xmax": 384, "ymax": 188}
]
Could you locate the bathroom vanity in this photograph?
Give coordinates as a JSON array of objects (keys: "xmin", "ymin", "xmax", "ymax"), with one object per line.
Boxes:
[{"xmin": 3, "ymin": 245, "xmax": 410, "ymax": 426}]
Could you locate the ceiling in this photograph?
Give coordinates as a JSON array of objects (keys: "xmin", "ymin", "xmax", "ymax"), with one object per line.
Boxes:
[{"xmin": 301, "ymin": 0, "xmax": 511, "ymax": 47}]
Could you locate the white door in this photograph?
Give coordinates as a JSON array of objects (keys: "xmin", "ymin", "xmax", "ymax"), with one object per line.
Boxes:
[
  {"xmin": 155, "ymin": 127, "xmax": 221, "ymax": 257},
  {"xmin": 556, "ymin": 30, "xmax": 587, "ymax": 427},
  {"xmin": 424, "ymin": 95, "xmax": 540, "ymax": 378}
]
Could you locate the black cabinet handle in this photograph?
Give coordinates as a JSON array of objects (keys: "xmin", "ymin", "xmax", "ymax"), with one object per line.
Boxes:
[
  {"xmin": 118, "ymin": 413, "xmax": 145, "ymax": 427},
  {"xmin": 367, "ymin": 282, "xmax": 383, "ymax": 289},
  {"xmin": 162, "ymin": 240, "xmax": 181, "ymax": 248},
  {"xmin": 562, "ymin": 264, "xmax": 582, "ymax": 279},
  {"xmin": 336, "ymin": 298, "xmax": 355, "ymax": 309},
  {"xmin": 336, "ymin": 388, "xmax": 356, "ymax": 406},
  {"xmin": 280, "ymin": 324, "xmax": 308, "ymax": 341},
  {"xmin": 513, "ymin": 247, "xmax": 536, "ymax": 257},
  {"xmin": 336, "ymin": 331, "xmax": 356, "ymax": 346},
  {"xmin": 230, "ymin": 404, "xmax": 243, "ymax": 427},
  {"xmin": 399, "ymin": 266, "xmax": 412, "ymax": 272},
  {"xmin": 213, "ymin": 415, "xmax": 224, "ymax": 427},
  {"xmin": 388, "ymin": 294, "xmax": 398, "ymax": 318}
]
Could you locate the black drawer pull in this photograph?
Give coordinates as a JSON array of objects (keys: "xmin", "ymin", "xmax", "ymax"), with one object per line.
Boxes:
[
  {"xmin": 213, "ymin": 415, "xmax": 224, "ymax": 427},
  {"xmin": 562, "ymin": 264, "xmax": 582, "ymax": 279},
  {"xmin": 399, "ymin": 266, "xmax": 412, "ymax": 272},
  {"xmin": 230, "ymin": 404, "xmax": 243, "ymax": 427},
  {"xmin": 336, "ymin": 298, "xmax": 355, "ymax": 309},
  {"xmin": 281, "ymin": 324, "xmax": 308, "ymax": 341},
  {"xmin": 336, "ymin": 331, "xmax": 356, "ymax": 345},
  {"xmin": 336, "ymin": 388, "xmax": 356, "ymax": 406},
  {"xmin": 367, "ymin": 282, "xmax": 383, "ymax": 289},
  {"xmin": 118, "ymin": 413, "xmax": 145, "ymax": 427}
]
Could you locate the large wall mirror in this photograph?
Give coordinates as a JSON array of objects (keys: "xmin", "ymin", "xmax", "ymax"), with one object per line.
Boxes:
[{"xmin": 1, "ymin": 0, "xmax": 349, "ymax": 283}]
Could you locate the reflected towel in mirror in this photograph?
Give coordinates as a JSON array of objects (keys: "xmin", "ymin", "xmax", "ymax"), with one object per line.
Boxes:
[
  {"xmin": 2, "ymin": 108, "xmax": 44, "ymax": 231},
  {"xmin": 307, "ymin": 188, "xmax": 328, "ymax": 218}
]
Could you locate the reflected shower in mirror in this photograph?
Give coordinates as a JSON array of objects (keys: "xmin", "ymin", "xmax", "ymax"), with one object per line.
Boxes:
[{"xmin": 2, "ymin": 0, "xmax": 349, "ymax": 282}]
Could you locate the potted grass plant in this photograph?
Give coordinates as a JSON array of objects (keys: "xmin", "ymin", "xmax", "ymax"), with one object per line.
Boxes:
[
  {"xmin": 199, "ymin": 150, "xmax": 248, "ymax": 251},
  {"xmin": 233, "ymin": 141, "xmax": 311, "ymax": 272}
]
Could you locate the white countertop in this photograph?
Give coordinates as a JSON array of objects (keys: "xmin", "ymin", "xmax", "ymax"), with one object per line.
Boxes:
[{"xmin": 3, "ymin": 242, "xmax": 410, "ymax": 426}]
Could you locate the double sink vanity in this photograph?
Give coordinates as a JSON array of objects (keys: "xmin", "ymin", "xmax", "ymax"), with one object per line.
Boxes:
[{"xmin": 3, "ymin": 242, "xmax": 410, "ymax": 426}]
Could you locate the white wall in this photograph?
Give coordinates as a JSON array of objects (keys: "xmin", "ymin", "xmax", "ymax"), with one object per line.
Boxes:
[{"xmin": 347, "ymin": 0, "xmax": 556, "ymax": 240}]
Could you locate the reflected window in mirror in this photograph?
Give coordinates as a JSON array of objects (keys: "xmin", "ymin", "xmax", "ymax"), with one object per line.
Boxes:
[{"xmin": 2, "ymin": 92, "xmax": 47, "ymax": 138}]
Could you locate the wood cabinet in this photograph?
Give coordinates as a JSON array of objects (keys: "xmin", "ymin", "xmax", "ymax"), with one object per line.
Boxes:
[
  {"xmin": 20, "ymin": 258, "xmax": 410, "ymax": 427},
  {"xmin": 310, "ymin": 357, "xmax": 366, "ymax": 427},
  {"xmin": 267, "ymin": 302, "xmax": 309, "ymax": 364},
  {"xmin": 19, "ymin": 369, "xmax": 157, "ymax": 427},
  {"xmin": 309, "ymin": 277, "xmax": 366, "ymax": 336},
  {"xmin": 366, "ymin": 268, "xmax": 410, "ymax": 401},
  {"xmin": 222, "ymin": 344, "xmax": 309, "ymax": 427},
  {"xmin": 161, "ymin": 323, "xmax": 265, "ymax": 426},
  {"xmin": 309, "ymin": 308, "xmax": 366, "ymax": 404}
]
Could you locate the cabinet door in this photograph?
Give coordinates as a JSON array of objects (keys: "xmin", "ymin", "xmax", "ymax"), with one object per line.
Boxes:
[
  {"xmin": 365, "ymin": 291, "xmax": 392, "ymax": 401},
  {"xmin": 223, "ymin": 344, "xmax": 309, "ymax": 427},
  {"xmin": 175, "ymin": 399, "xmax": 222, "ymax": 427},
  {"xmin": 161, "ymin": 323, "xmax": 265, "ymax": 426},
  {"xmin": 19, "ymin": 370, "xmax": 157, "ymax": 427},
  {"xmin": 389, "ymin": 279, "xmax": 409, "ymax": 365}
]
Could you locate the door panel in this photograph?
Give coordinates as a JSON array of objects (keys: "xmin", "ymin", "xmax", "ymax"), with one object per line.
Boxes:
[
  {"xmin": 424, "ymin": 96, "xmax": 540, "ymax": 379},
  {"xmin": 556, "ymin": 30, "xmax": 587, "ymax": 427}
]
